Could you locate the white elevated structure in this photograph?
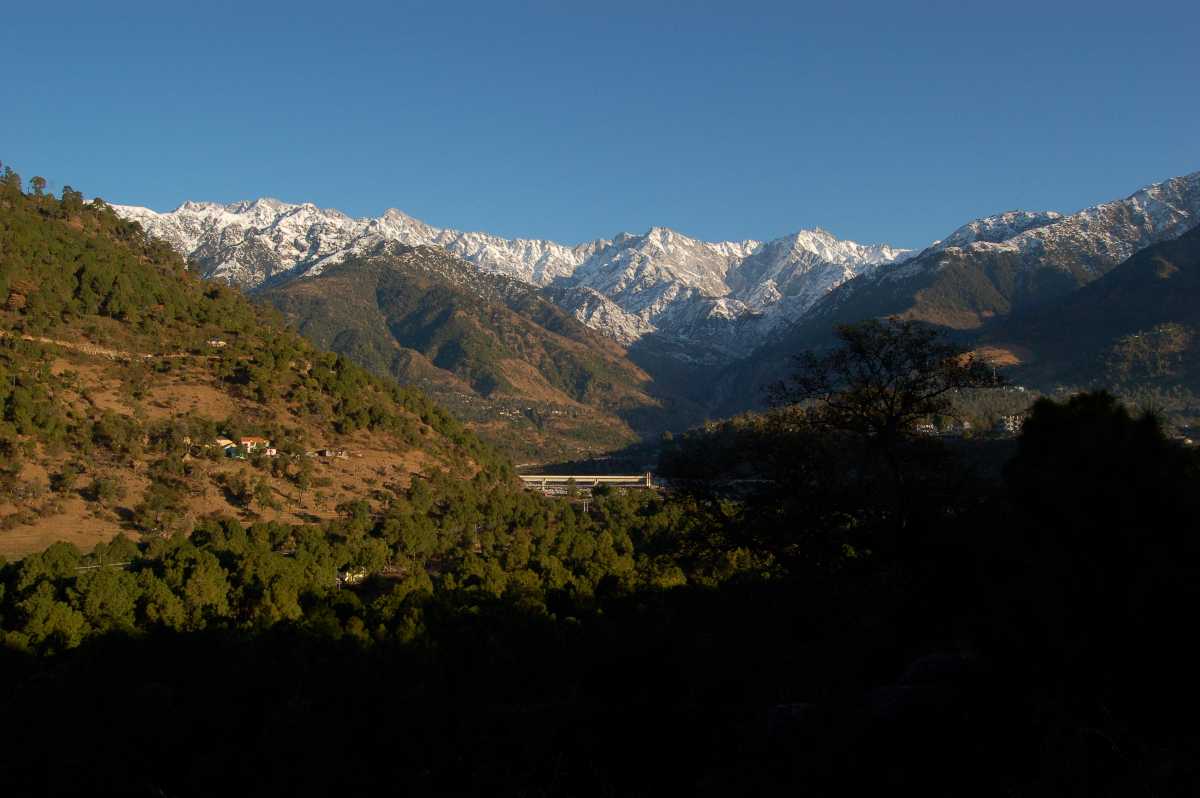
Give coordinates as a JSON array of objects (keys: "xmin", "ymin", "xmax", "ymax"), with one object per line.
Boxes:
[{"xmin": 519, "ymin": 473, "xmax": 654, "ymax": 493}]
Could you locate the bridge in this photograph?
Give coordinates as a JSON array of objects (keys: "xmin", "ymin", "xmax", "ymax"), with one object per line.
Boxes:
[{"xmin": 519, "ymin": 473, "xmax": 655, "ymax": 496}]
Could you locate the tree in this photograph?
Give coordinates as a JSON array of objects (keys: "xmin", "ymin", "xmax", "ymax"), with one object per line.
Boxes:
[
  {"xmin": 134, "ymin": 481, "xmax": 187, "ymax": 534},
  {"xmin": 60, "ymin": 185, "xmax": 84, "ymax": 214},
  {"xmin": 51, "ymin": 461, "xmax": 84, "ymax": 494},
  {"xmin": 994, "ymin": 391, "xmax": 1200, "ymax": 739},
  {"xmin": 73, "ymin": 568, "xmax": 139, "ymax": 632},
  {"xmin": 28, "ymin": 176, "xmax": 47, "ymax": 197},
  {"xmin": 222, "ymin": 470, "xmax": 253, "ymax": 507},
  {"xmin": 769, "ymin": 318, "xmax": 1003, "ymax": 452},
  {"xmin": 88, "ymin": 476, "xmax": 125, "ymax": 507},
  {"xmin": 16, "ymin": 582, "xmax": 87, "ymax": 652},
  {"xmin": 0, "ymin": 165, "xmax": 21, "ymax": 198},
  {"xmin": 253, "ymin": 476, "xmax": 278, "ymax": 512},
  {"xmin": 294, "ymin": 460, "xmax": 313, "ymax": 505}
]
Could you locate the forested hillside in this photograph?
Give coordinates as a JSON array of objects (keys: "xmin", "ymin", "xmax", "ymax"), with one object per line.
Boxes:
[{"xmin": 0, "ymin": 165, "xmax": 497, "ymax": 557}]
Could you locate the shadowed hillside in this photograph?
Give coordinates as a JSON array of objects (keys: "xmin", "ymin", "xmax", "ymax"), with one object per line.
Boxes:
[{"xmin": 986, "ymin": 225, "xmax": 1200, "ymax": 397}]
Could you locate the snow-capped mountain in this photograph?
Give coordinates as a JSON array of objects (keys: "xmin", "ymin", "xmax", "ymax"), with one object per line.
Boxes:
[
  {"xmin": 551, "ymin": 226, "xmax": 911, "ymax": 358},
  {"xmin": 112, "ymin": 199, "xmax": 912, "ymax": 356}
]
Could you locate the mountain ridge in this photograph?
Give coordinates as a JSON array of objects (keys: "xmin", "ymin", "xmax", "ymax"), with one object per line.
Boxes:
[{"xmin": 801, "ymin": 170, "xmax": 1200, "ymax": 331}]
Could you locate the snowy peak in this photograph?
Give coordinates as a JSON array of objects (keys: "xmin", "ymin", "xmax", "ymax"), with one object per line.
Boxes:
[
  {"xmin": 567, "ymin": 225, "xmax": 760, "ymax": 304},
  {"xmin": 771, "ymin": 227, "xmax": 908, "ymax": 266},
  {"xmin": 724, "ymin": 228, "xmax": 912, "ymax": 317}
]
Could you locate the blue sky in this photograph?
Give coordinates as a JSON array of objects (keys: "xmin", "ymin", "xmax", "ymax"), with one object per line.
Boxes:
[{"xmin": 2, "ymin": 1, "xmax": 1197, "ymax": 248}]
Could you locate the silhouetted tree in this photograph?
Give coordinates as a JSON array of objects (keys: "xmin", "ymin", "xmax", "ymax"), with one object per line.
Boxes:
[
  {"xmin": 770, "ymin": 318, "xmax": 1003, "ymax": 448},
  {"xmin": 770, "ymin": 318, "xmax": 1002, "ymax": 538},
  {"xmin": 993, "ymin": 391, "xmax": 1200, "ymax": 759}
]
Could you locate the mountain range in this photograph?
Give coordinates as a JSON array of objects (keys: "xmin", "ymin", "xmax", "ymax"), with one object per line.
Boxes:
[
  {"xmin": 113, "ymin": 168, "xmax": 1200, "ymax": 445},
  {"xmin": 112, "ymin": 200, "xmax": 912, "ymax": 360},
  {"xmin": 798, "ymin": 171, "xmax": 1200, "ymax": 334}
]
